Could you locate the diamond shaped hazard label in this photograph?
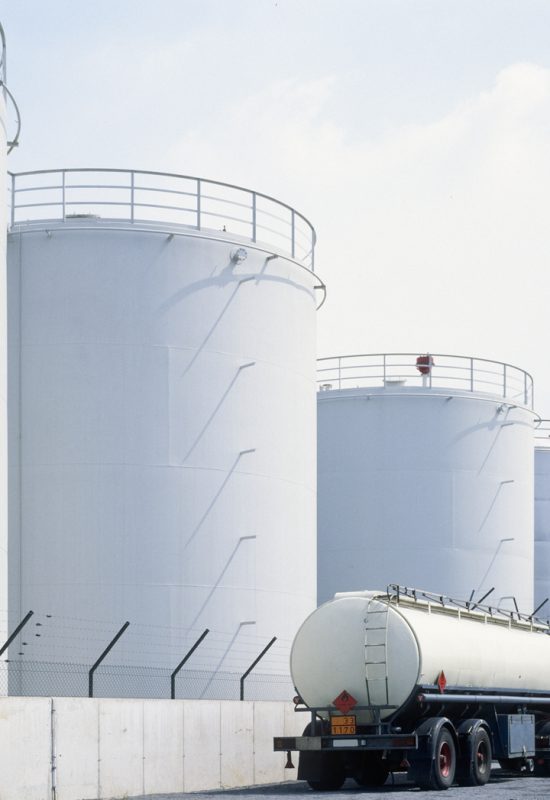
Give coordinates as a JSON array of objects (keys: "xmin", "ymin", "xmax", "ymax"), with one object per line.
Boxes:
[
  {"xmin": 333, "ymin": 690, "xmax": 357, "ymax": 713},
  {"xmin": 437, "ymin": 670, "xmax": 447, "ymax": 694}
]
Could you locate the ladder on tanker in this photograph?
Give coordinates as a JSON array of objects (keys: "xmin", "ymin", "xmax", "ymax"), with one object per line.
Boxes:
[{"xmin": 364, "ymin": 598, "xmax": 390, "ymax": 710}]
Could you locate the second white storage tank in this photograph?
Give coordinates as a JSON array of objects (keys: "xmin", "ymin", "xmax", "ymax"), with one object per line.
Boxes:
[{"xmin": 317, "ymin": 354, "xmax": 535, "ymax": 612}]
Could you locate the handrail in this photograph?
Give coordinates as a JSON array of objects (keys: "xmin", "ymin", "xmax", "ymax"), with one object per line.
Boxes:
[
  {"xmin": 8, "ymin": 168, "xmax": 316, "ymax": 270},
  {"xmin": 2, "ymin": 81, "xmax": 21, "ymax": 153},
  {"xmin": 386, "ymin": 585, "xmax": 549, "ymax": 630},
  {"xmin": 0, "ymin": 23, "xmax": 21, "ymax": 154},
  {"xmin": 0, "ymin": 22, "xmax": 6, "ymax": 83},
  {"xmin": 535, "ymin": 419, "xmax": 550, "ymax": 447},
  {"xmin": 317, "ymin": 352, "xmax": 534, "ymax": 409}
]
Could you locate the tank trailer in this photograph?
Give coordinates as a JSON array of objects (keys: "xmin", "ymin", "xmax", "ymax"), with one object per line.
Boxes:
[{"xmin": 274, "ymin": 586, "xmax": 550, "ymax": 790}]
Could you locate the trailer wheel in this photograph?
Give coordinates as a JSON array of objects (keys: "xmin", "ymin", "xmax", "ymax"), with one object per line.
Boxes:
[
  {"xmin": 307, "ymin": 770, "xmax": 345, "ymax": 792},
  {"xmin": 299, "ymin": 722, "xmax": 345, "ymax": 791},
  {"xmin": 353, "ymin": 753, "xmax": 390, "ymax": 787},
  {"xmin": 418, "ymin": 727, "xmax": 456, "ymax": 790},
  {"xmin": 458, "ymin": 727, "xmax": 492, "ymax": 786}
]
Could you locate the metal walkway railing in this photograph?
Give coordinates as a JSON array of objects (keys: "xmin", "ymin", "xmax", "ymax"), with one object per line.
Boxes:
[
  {"xmin": 7, "ymin": 168, "xmax": 316, "ymax": 270},
  {"xmin": 317, "ymin": 352, "xmax": 534, "ymax": 408},
  {"xmin": 0, "ymin": 22, "xmax": 21, "ymax": 154}
]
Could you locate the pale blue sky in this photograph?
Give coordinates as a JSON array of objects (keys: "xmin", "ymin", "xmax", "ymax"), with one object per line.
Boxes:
[{"xmin": 3, "ymin": 1, "xmax": 550, "ymax": 414}]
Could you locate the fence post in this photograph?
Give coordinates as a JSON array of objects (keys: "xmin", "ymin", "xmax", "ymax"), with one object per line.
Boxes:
[
  {"xmin": 170, "ymin": 628, "xmax": 209, "ymax": 699},
  {"xmin": 88, "ymin": 621, "xmax": 129, "ymax": 698},
  {"xmin": 0, "ymin": 610, "xmax": 33, "ymax": 658},
  {"xmin": 240, "ymin": 636, "xmax": 277, "ymax": 701}
]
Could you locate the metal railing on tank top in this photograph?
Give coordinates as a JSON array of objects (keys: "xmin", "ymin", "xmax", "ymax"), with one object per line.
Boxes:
[{"xmin": 317, "ymin": 352, "xmax": 534, "ymax": 409}]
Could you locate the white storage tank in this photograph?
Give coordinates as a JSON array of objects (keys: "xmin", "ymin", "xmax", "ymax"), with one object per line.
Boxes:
[
  {"xmin": 317, "ymin": 353, "xmax": 535, "ymax": 612},
  {"xmin": 7, "ymin": 169, "xmax": 320, "ymax": 696},
  {"xmin": 535, "ymin": 443, "xmax": 550, "ymax": 609},
  {"xmin": 0, "ymin": 26, "xmax": 9, "ymax": 650}
]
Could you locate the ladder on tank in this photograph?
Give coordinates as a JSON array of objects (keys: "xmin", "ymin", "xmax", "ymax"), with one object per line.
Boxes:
[{"xmin": 364, "ymin": 598, "xmax": 390, "ymax": 716}]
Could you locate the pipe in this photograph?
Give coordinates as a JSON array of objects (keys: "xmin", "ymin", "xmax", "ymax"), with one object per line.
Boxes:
[{"xmin": 418, "ymin": 693, "xmax": 550, "ymax": 706}]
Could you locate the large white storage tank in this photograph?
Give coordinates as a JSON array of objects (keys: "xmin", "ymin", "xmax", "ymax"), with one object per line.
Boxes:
[
  {"xmin": 535, "ymin": 443, "xmax": 550, "ymax": 608},
  {"xmin": 7, "ymin": 169, "xmax": 320, "ymax": 697},
  {"xmin": 317, "ymin": 353, "xmax": 535, "ymax": 612},
  {"xmin": 0, "ymin": 27, "xmax": 9, "ymax": 649}
]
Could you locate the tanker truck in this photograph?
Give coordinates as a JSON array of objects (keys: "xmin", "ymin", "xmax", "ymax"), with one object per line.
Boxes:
[{"xmin": 273, "ymin": 585, "xmax": 550, "ymax": 790}]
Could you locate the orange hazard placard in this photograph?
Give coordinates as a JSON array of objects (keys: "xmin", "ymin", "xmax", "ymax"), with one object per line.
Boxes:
[{"xmin": 333, "ymin": 690, "xmax": 357, "ymax": 713}]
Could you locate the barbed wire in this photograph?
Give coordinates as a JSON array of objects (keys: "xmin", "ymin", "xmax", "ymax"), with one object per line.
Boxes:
[{"xmin": 1, "ymin": 608, "xmax": 297, "ymax": 696}]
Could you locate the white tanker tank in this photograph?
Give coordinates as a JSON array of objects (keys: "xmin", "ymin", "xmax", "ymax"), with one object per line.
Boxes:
[{"xmin": 275, "ymin": 586, "xmax": 550, "ymax": 791}]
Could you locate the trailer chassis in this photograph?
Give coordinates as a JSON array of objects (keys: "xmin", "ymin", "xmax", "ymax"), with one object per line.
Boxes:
[{"xmin": 274, "ymin": 688, "xmax": 550, "ymax": 790}]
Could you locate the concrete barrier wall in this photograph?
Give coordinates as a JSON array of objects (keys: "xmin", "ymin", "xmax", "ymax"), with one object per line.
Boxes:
[{"xmin": 0, "ymin": 697, "xmax": 303, "ymax": 800}]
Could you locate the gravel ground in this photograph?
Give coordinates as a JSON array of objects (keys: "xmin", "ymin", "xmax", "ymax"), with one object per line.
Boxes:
[{"xmin": 120, "ymin": 769, "xmax": 550, "ymax": 800}]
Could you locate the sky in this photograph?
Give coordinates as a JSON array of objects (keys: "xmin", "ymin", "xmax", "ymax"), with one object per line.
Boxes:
[{"xmin": 3, "ymin": 0, "xmax": 550, "ymax": 414}]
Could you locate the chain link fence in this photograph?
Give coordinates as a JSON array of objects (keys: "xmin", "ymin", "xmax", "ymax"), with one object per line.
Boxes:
[
  {"xmin": 1, "ymin": 660, "xmax": 294, "ymax": 701},
  {"xmin": 0, "ymin": 609, "xmax": 295, "ymax": 701}
]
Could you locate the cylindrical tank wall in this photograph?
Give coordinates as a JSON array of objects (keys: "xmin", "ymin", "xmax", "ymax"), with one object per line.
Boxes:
[
  {"xmin": 7, "ymin": 220, "xmax": 318, "ymax": 691},
  {"xmin": 318, "ymin": 387, "xmax": 534, "ymax": 611},
  {"xmin": 535, "ymin": 447, "xmax": 550, "ymax": 607},
  {"xmin": 0, "ymin": 71, "xmax": 8, "ymax": 648}
]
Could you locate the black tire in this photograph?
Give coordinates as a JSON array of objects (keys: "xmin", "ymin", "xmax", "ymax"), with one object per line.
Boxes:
[
  {"xmin": 301, "ymin": 722, "xmax": 345, "ymax": 792},
  {"xmin": 353, "ymin": 753, "xmax": 390, "ymax": 787},
  {"xmin": 458, "ymin": 727, "xmax": 492, "ymax": 786},
  {"xmin": 417, "ymin": 727, "xmax": 456, "ymax": 790},
  {"xmin": 307, "ymin": 774, "xmax": 345, "ymax": 791}
]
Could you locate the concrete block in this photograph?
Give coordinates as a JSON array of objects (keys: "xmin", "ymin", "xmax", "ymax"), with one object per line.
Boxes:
[
  {"xmin": 0, "ymin": 697, "xmax": 51, "ymax": 800},
  {"xmin": 220, "ymin": 700, "xmax": 254, "ymax": 788},
  {"xmin": 98, "ymin": 699, "xmax": 144, "ymax": 798},
  {"xmin": 54, "ymin": 697, "xmax": 99, "ymax": 800},
  {"xmin": 253, "ymin": 701, "xmax": 286, "ymax": 785},
  {"xmin": 183, "ymin": 700, "xmax": 221, "ymax": 791},
  {"xmin": 143, "ymin": 699, "xmax": 184, "ymax": 795}
]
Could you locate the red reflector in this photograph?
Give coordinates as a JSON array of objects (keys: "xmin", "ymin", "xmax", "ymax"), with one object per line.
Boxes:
[{"xmin": 437, "ymin": 670, "xmax": 447, "ymax": 693}]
